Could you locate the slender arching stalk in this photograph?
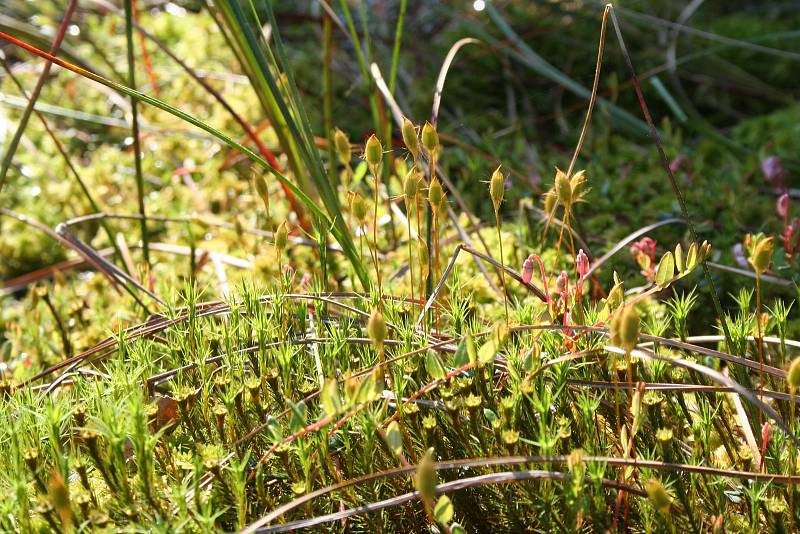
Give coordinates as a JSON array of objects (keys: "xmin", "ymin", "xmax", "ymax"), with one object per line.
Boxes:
[
  {"xmin": 791, "ymin": 384, "xmax": 797, "ymax": 530},
  {"xmin": 372, "ymin": 172, "xmax": 382, "ymax": 295},
  {"xmin": 495, "ymin": 212, "xmax": 509, "ymax": 321},
  {"xmin": 365, "ymin": 135, "xmax": 384, "ymax": 297},
  {"xmin": 490, "ymin": 167, "xmax": 509, "ymax": 322},
  {"xmin": 756, "ymin": 273, "xmax": 764, "ymax": 426},
  {"xmin": 429, "ymin": 153, "xmax": 438, "ymax": 289},
  {"xmin": 415, "ymin": 195, "xmax": 424, "ymax": 313},
  {"xmin": 402, "ymin": 176, "xmax": 416, "ymax": 313}
]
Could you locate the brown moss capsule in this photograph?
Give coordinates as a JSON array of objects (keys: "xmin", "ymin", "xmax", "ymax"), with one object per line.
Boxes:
[
  {"xmin": 368, "ymin": 309, "xmax": 387, "ymax": 349},
  {"xmin": 751, "ymin": 236, "xmax": 773, "ymax": 274},
  {"xmin": 490, "ymin": 166, "xmax": 505, "ymax": 213},
  {"xmin": 334, "ymin": 128, "xmax": 351, "ymax": 164},
  {"xmin": 365, "ymin": 134, "xmax": 383, "ymax": 168},
  {"xmin": 570, "ymin": 169, "xmax": 587, "ymax": 199},
  {"xmin": 788, "ymin": 357, "xmax": 800, "ymax": 389},
  {"xmin": 438, "ymin": 192, "xmax": 448, "ymax": 215},
  {"xmin": 610, "ymin": 306, "xmax": 640, "ymax": 354},
  {"xmin": 351, "ymin": 194, "xmax": 368, "ymax": 224},
  {"xmin": 403, "ymin": 169, "xmax": 418, "ymax": 199},
  {"xmin": 555, "ymin": 169, "xmax": 572, "ymax": 206},
  {"xmin": 543, "ymin": 189, "xmax": 557, "ymax": 215},
  {"xmin": 428, "ymin": 179, "xmax": 443, "ymax": 212},
  {"xmin": 402, "ymin": 117, "xmax": 419, "ymax": 161},
  {"xmin": 421, "ymin": 121, "xmax": 439, "ymax": 155},
  {"xmin": 275, "ymin": 221, "xmax": 288, "ymax": 251},
  {"xmin": 418, "ymin": 239, "xmax": 430, "ymax": 279},
  {"xmin": 700, "ymin": 240, "xmax": 712, "ymax": 260},
  {"xmin": 252, "ymin": 170, "xmax": 269, "ymax": 213}
]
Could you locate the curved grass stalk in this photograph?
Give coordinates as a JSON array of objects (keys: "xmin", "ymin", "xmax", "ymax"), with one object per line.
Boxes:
[
  {"xmin": 243, "ymin": 452, "xmax": 800, "ymax": 532},
  {"xmin": 248, "ymin": 470, "xmax": 643, "ymax": 533}
]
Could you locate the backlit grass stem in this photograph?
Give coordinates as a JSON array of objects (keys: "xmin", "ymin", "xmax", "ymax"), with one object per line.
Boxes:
[{"xmin": 124, "ymin": 0, "xmax": 149, "ymax": 265}]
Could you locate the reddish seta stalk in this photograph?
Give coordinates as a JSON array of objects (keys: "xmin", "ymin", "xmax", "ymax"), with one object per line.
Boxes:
[
  {"xmin": 522, "ymin": 253, "xmax": 551, "ymax": 303},
  {"xmin": 777, "ymin": 193, "xmax": 800, "ymax": 262},
  {"xmin": 575, "ymin": 248, "xmax": 589, "ymax": 303},
  {"xmin": 522, "ymin": 250, "xmax": 594, "ymax": 341},
  {"xmin": 556, "ymin": 270, "xmax": 569, "ymax": 327}
]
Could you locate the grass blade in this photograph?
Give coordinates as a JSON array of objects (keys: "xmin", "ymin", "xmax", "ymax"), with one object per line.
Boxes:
[{"xmin": 124, "ymin": 0, "xmax": 149, "ymax": 264}]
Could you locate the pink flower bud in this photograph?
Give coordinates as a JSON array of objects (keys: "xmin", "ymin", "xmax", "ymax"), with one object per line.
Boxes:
[
  {"xmin": 762, "ymin": 156, "xmax": 785, "ymax": 183},
  {"xmin": 777, "ymin": 193, "xmax": 790, "ymax": 219},
  {"xmin": 640, "ymin": 237, "xmax": 656, "ymax": 257},
  {"xmin": 556, "ymin": 270, "xmax": 568, "ymax": 294},
  {"xmin": 576, "ymin": 249, "xmax": 589, "ymax": 279},
  {"xmin": 522, "ymin": 254, "xmax": 535, "ymax": 285},
  {"xmin": 760, "ymin": 421, "xmax": 772, "ymax": 471},
  {"xmin": 630, "ymin": 237, "xmax": 656, "ymax": 260},
  {"xmin": 761, "ymin": 421, "xmax": 772, "ymax": 448}
]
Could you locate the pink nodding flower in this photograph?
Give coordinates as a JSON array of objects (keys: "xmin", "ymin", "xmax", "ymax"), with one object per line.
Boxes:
[
  {"xmin": 777, "ymin": 193, "xmax": 790, "ymax": 220},
  {"xmin": 783, "ymin": 218, "xmax": 800, "ymax": 257},
  {"xmin": 556, "ymin": 270, "xmax": 569, "ymax": 295},
  {"xmin": 522, "ymin": 254, "xmax": 536, "ymax": 285},
  {"xmin": 576, "ymin": 249, "xmax": 589, "ymax": 279},
  {"xmin": 630, "ymin": 237, "xmax": 656, "ymax": 259},
  {"xmin": 760, "ymin": 421, "xmax": 772, "ymax": 471}
]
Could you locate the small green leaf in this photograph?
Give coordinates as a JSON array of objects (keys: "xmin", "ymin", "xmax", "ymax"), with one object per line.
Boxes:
[
  {"xmin": 320, "ymin": 379, "xmax": 341, "ymax": 416},
  {"xmin": 655, "ymin": 251, "xmax": 674, "ymax": 288},
  {"xmin": 453, "ymin": 338, "xmax": 469, "ymax": 368},
  {"xmin": 416, "ymin": 448, "xmax": 437, "ymax": 500},
  {"xmin": 478, "ymin": 323, "xmax": 509, "ymax": 367},
  {"xmin": 351, "ymin": 160, "xmax": 368, "ymax": 187},
  {"xmin": 466, "ymin": 334, "xmax": 478, "ymax": 365},
  {"xmin": 434, "ymin": 495, "xmax": 454, "ymax": 525},
  {"xmin": 686, "ymin": 243, "xmax": 698, "ymax": 271},
  {"xmin": 357, "ymin": 370, "xmax": 383, "ymax": 403},
  {"xmin": 289, "ymin": 401, "xmax": 306, "ymax": 433},
  {"xmin": 450, "ymin": 523, "xmax": 467, "ymax": 534},
  {"xmin": 484, "ymin": 408, "xmax": 499, "ymax": 425},
  {"xmin": 425, "ymin": 350, "xmax": 447, "ymax": 381},
  {"xmin": 385, "ymin": 421, "xmax": 403, "ymax": 457},
  {"xmin": 674, "ymin": 243, "xmax": 684, "ymax": 273}
]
